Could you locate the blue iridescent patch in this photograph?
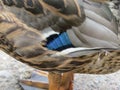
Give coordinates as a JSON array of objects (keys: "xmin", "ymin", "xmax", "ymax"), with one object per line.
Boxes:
[{"xmin": 46, "ymin": 32, "xmax": 74, "ymax": 51}]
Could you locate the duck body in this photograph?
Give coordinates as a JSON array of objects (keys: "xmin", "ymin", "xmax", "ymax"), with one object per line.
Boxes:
[
  {"xmin": 1, "ymin": 1, "xmax": 120, "ymax": 90},
  {"xmin": 0, "ymin": 0, "xmax": 120, "ymax": 74},
  {"xmin": 0, "ymin": 0, "xmax": 119, "ymax": 73}
]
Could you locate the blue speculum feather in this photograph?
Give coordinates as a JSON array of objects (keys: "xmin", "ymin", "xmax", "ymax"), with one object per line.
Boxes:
[{"xmin": 46, "ymin": 32, "xmax": 74, "ymax": 51}]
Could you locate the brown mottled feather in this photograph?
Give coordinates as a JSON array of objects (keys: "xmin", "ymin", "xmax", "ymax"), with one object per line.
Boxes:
[{"xmin": 2, "ymin": 0, "xmax": 85, "ymax": 32}]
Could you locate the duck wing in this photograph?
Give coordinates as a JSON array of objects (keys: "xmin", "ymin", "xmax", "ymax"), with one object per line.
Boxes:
[{"xmin": 1, "ymin": 7, "xmax": 120, "ymax": 74}]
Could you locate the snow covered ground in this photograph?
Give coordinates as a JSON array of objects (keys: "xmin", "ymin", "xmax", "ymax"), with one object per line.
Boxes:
[{"xmin": 0, "ymin": 51, "xmax": 34, "ymax": 90}]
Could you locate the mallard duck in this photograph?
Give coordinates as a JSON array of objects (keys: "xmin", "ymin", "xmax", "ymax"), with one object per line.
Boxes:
[{"xmin": 1, "ymin": 0, "xmax": 120, "ymax": 90}]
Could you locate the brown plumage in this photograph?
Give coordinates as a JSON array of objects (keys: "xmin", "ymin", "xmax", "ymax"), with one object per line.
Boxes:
[
  {"xmin": 0, "ymin": 6, "xmax": 120, "ymax": 74},
  {"xmin": 0, "ymin": 0, "xmax": 120, "ymax": 90}
]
